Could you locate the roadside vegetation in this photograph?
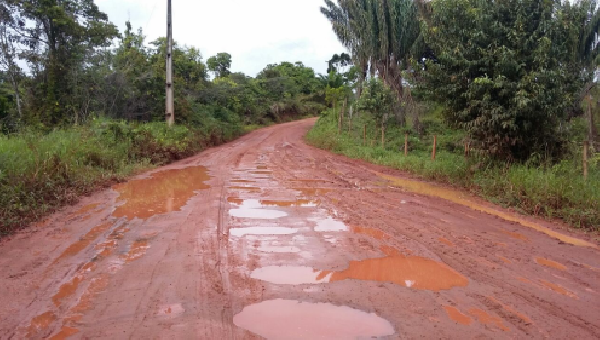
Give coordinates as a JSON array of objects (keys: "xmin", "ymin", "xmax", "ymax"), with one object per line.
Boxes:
[
  {"xmin": 0, "ymin": 1, "xmax": 326, "ymax": 234},
  {"xmin": 312, "ymin": 0, "xmax": 600, "ymax": 230}
]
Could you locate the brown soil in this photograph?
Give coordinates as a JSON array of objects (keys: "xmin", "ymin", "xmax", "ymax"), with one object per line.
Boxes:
[{"xmin": 1, "ymin": 118, "xmax": 599, "ymax": 339}]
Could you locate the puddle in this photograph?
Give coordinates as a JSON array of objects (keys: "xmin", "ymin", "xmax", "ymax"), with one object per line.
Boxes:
[
  {"xmin": 53, "ymin": 276, "xmax": 83, "ymax": 307},
  {"xmin": 257, "ymin": 245, "xmax": 302, "ymax": 253},
  {"xmin": 501, "ymin": 231, "xmax": 529, "ymax": 242},
  {"xmin": 260, "ymin": 199, "xmax": 318, "ymax": 207},
  {"xmin": 230, "ymin": 180, "xmax": 255, "ymax": 183},
  {"xmin": 229, "ymin": 227, "xmax": 298, "ymax": 237},
  {"xmin": 293, "ymin": 187, "xmax": 333, "ymax": 197},
  {"xmin": 314, "ymin": 217, "xmax": 348, "ymax": 232},
  {"xmin": 251, "ymin": 266, "xmax": 332, "ymax": 285},
  {"xmin": 229, "ymin": 199, "xmax": 288, "ymax": 219},
  {"xmin": 380, "ymin": 245, "xmax": 405, "ymax": 257},
  {"xmin": 352, "ymin": 226, "xmax": 390, "ymax": 240},
  {"xmin": 250, "ymin": 170, "xmax": 272, "ymax": 175},
  {"xmin": 26, "ymin": 311, "xmax": 57, "ymax": 338},
  {"xmin": 68, "ymin": 203, "xmax": 100, "ymax": 218},
  {"xmin": 233, "ymin": 299, "xmax": 395, "ymax": 340},
  {"xmin": 540, "ymin": 280, "xmax": 578, "ymax": 298},
  {"xmin": 227, "ymin": 197, "xmax": 244, "ymax": 205},
  {"xmin": 53, "ymin": 222, "xmax": 114, "ymax": 263},
  {"xmin": 535, "ymin": 257, "xmax": 567, "ymax": 271},
  {"xmin": 113, "ymin": 165, "xmax": 211, "ymax": 220},
  {"xmin": 380, "ymin": 173, "xmax": 597, "ymax": 249},
  {"xmin": 50, "ymin": 326, "xmax": 78, "ymax": 340},
  {"xmin": 439, "ymin": 238, "xmax": 454, "ymax": 246},
  {"xmin": 444, "ymin": 306, "xmax": 472, "ymax": 325},
  {"xmin": 228, "ymin": 186, "xmax": 262, "ymax": 193},
  {"xmin": 251, "ymin": 256, "xmax": 468, "ymax": 291},
  {"xmin": 256, "ymin": 165, "xmax": 269, "ymax": 170},
  {"xmin": 468, "ymin": 308, "xmax": 509, "ymax": 332},
  {"xmin": 120, "ymin": 239, "xmax": 150, "ymax": 263}
]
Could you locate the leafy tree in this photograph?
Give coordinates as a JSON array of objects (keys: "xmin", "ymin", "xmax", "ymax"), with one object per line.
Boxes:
[
  {"xmin": 357, "ymin": 78, "xmax": 396, "ymax": 142},
  {"xmin": 207, "ymin": 53, "xmax": 232, "ymax": 78},
  {"xmin": 424, "ymin": 0, "xmax": 587, "ymax": 160}
]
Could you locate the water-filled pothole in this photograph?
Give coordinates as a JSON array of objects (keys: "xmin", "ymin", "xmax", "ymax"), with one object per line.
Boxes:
[
  {"xmin": 314, "ymin": 217, "xmax": 348, "ymax": 232},
  {"xmin": 233, "ymin": 299, "xmax": 395, "ymax": 340},
  {"xmin": 112, "ymin": 165, "xmax": 211, "ymax": 220},
  {"xmin": 251, "ymin": 255, "xmax": 469, "ymax": 291},
  {"xmin": 229, "ymin": 227, "xmax": 298, "ymax": 237},
  {"xmin": 228, "ymin": 199, "xmax": 287, "ymax": 219}
]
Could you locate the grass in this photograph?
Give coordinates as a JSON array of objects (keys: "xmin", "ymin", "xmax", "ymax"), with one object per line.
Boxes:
[
  {"xmin": 0, "ymin": 118, "xmax": 247, "ymax": 235},
  {"xmin": 306, "ymin": 110, "xmax": 600, "ymax": 230}
]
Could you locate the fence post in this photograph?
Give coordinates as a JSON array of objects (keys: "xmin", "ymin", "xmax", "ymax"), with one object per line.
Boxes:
[
  {"xmin": 584, "ymin": 141, "xmax": 589, "ymax": 180},
  {"xmin": 381, "ymin": 123, "xmax": 385, "ymax": 149},
  {"xmin": 432, "ymin": 135, "xmax": 437, "ymax": 160},
  {"xmin": 404, "ymin": 134, "xmax": 408, "ymax": 156},
  {"xmin": 363, "ymin": 124, "xmax": 366, "ymax": 146}
]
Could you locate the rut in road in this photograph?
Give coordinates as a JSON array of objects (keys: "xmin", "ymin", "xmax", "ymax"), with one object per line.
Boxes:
[{"xmin": 1, "ymin": 118, "xmax": 599, "ymax": 339}]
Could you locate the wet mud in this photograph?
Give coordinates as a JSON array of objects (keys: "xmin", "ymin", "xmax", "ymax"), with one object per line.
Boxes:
[{"xmin": 1, "ymin": 118, "xmax": 599, "ymax": 339}]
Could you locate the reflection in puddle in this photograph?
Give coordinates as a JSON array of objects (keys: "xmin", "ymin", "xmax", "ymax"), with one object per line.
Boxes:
[
  {"xmin": 233, "ymin": 299, "xmax": 395, "ymax": 340},
  {"xmin": 293, "ymin": 187, "xmax": 332, "ymax": 197},
  {"xmin": 535, "ymin": 257, "xmax": 567, "ymax": 271},
  {"xmin": 444, "ymin": 306, "xmax": 472, "ymax": 325},
  {"xmin": 260, "ymin": 199, "xmax": 318, "ymax": 207},
  {"xmin": 380, "ymin": 173, "xmax": 597, "ymax": 249},
  {"xmin": 251, "ymin": 256, "xmax": 468, "ymax": 291},
  {"xmin": 229, "ymin": 199, "xmax": 287, "ymax": 219},
  {"xmin": 314, "ymin": 217, "xmax": 348, "ymax": 232},
  {"xmin": 113, "ymin": 165, "xmax": 211, "ymax": 220},
  {"xmin": 468, "ymin": 308, "xmax": 510, "ymax": 332},
  {"xmin": 229, "ymin": 227, "xmax": 298, "ymax": 237},
  {"xmin": 251, "ymin": 266, "xmax": 332, "ymax": 284}
]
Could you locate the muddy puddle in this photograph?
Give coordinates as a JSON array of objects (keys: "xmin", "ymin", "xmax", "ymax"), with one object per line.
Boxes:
[
  {"xmin": 313, "ymin": 217, "xmax": 348, "ymax": 232},
  {"xmin": 444, "ymin": 306, "xmax": 472, "ymax": 325},
  {"xmin": 233, "ymin": 299, "xmax": 395, "ymax": 340},
  {"xmin": 260, "ymin": 199, "xmax": 318, "ymax": 207},
  {"xmin": 112, "ymin": 165, "xmax": 211, "ymax": 220},
  {"xmin": 228, "ymin": 199, "xmax": 288, "ymax": 219},
  {"xmin": 379, "ymin": 173, "xmax": 597, "ymax": 249},
  {"xmin": 293, "ymin": 187, "xmax": 333, "ymax": 197},
  {"xmin": 535, "ymin": 257, "xmax": 567, "ymax": 271},
  {"xmin": 251, "ymin": 255, "xmax": 468, "ymax": 291},
  {"xmin": 229, "ymin": 227, "xmax": 299, "ymax": 237}
]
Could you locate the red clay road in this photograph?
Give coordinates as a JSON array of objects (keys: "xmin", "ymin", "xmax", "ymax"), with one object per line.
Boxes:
[{"xmin": 1, "ymin": 118, "xmax": 599, "ymax": 339}]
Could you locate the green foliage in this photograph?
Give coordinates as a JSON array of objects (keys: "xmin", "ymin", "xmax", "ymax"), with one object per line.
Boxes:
[
  {"xmin": 424, "ymin": 0, "xmax": 588, "ymax": 160},
  {"xmin": 356, "ymin": 79, "xmax": 396, "ymax": 123},
  {"xmin": 307, "ymin": 113, "xmax": 599, "ymax": 229},
  {"xmin": 0, "ymin": 118, "xmax": 244, "ymax": 235},
  {"xmin": 207, "ymin": 53, "xmax": 232, "ymax": 78}
]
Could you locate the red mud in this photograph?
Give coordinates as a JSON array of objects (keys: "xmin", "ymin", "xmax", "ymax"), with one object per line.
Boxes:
[{"xmin": 1, "ymin": 118, "xmax": 599, "ymax": 339}]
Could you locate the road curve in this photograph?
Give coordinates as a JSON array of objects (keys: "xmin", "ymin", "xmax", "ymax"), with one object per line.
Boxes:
[{"xmin": 1, "ymin": 118, "xmax": 599, "ymax": 339}]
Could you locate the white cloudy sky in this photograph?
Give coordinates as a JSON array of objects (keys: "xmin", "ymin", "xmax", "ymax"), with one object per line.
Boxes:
[{"xmin": 95, "ymin": 0, "xmax": 346, "ymax": 76}]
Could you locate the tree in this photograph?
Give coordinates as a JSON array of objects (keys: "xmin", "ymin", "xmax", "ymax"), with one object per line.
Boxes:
[
  {"xmin": 357, "ymin": 78, "xmax": 396, "ymax": 145},
  {"xmin": 207, "ymin": 53, "xmax": 232, "ymax": 78},
  {"xmin": 424, "ymin": 0, "xmax": 586, "ymax": 160}
]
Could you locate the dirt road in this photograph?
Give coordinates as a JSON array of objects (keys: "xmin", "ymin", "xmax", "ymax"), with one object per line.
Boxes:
[{"xmin": 2, "ymin": 118, "xmax": 599, "ymax": 339}]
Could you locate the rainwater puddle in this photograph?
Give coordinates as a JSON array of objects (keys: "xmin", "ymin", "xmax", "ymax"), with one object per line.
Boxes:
[
  {"xmin": 251, "ymin": 266, "xmax": 332, "ymax": 284},
  {"xmin": 227, "ymin": 197, "xmax": 244, "ymax": 205},
  {"xmin": 229, "ymin": 199, "xmax": 288, "ymax": 219},
  {"xmin": 26, "ymin": 311, "xmax": 57, "ymax": 338},
  {"xmin": 228, "ymin": 186, "xmax": 262, "ymax": 193},
  {"xmin": 257, "ymin": 245, "xmax": 302, "ymax": 253},
  {"xmin": 229, "ymin": 227, "xmax": 298, "ymax": 237},
  {"xmin": 120, "ymin": 239, "xmax": 150, "ymax": 263},
  {"xmin": 68, "ymin": 203, "xmax": 100, "ymax": 219},
  {"xmin": 352, "ymin": 226, "xmax": 390, "ymax": 240},
  {"xmin": 250, "ymin": 170, "xmax": 272, "ymax": 175},
  {"xmin": 535, "ymin": 257, "xmax": 567, "ymax": 271},
  {"xmin": 112, "ymin": 165, "xmax": 211, "ymax": 220},
  {"xmin": 233, "ymin": 299, "xmax": 395, "ymax": 340},
  {"xmin": 53, "ymin": 276, "xmax": 83, "ymax": 307},
  {"xmin": 230, "ymin": 180, "xmax": 255, "ymax": 183},
  {"xmin": 260, "ymin": 199, "xmax": 318, "ymax": 207},
  {"xmin": 314, "ymin": 217, "xmax": 348, "ymax": 232},
  {"xmin": 380, "ymin": 173, "xmax": 597, "ymax": 249},
  {"xmin": 250, "ymin": 256, "xmax": 468, "ymax": 291},
  {"xmin": 293, "ymin": 187, "xmax": 333, "ymax": 197},
  {"xmin": 444, "ymin": 306, "xmax": 472, "ymax": 325},
  {"xmin": 468, "ymin": 308, "xmax": 509, "ymax": 332},
  {"xmin": 53, "ymin": 222, "xmax": 114, "ymax": 263}
]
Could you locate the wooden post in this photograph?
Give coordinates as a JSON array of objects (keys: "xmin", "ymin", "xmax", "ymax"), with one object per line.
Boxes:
[
  {"xmin": 404, "ymin": 134, "xmax": 408, "ymax": 156},
  {"xmin": 363, "ymin": 124, "xmax": 366, "ymax": 146},
  {"xmin": 432, "ymin": 135, "xmax": 437, "ymax": 160},
  {"xmin": 464, "ymin": 139, "xmax": 469, "ymax": 159},
  {"xmin": 584, "ymin": 141, "xmax": 589, "ymax": 179},
  {"xmin": 340, "ymin": 98, "xmax": 347, "ymax": 134}
]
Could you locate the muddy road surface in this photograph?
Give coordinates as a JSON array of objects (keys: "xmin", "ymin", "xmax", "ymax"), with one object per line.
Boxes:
[{"xmin": 2, "ymin": 118, "xmax": 600, "ymax": 339}]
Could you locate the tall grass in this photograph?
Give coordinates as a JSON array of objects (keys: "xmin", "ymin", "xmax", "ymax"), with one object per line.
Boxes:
[
  {"xmin": 0, "ymin": 118, "xmax": 245, "ymax": 235},
  {"xmin": 306, "ymin": 112, "xmax": 599, "ymax": 230}
]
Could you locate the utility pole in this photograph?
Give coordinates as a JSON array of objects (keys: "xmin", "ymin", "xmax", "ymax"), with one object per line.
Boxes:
[{"xmin": 165, "ymin": 0, "xmax": 174, "ymax": 126}]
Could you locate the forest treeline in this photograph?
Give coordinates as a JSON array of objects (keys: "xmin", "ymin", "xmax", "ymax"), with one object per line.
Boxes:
[
  {"xmin": 0, "ymin": 0, "xmax": 333, "ymax": 233},
  {"xmin": 311, "ymin": 0, "xmax": 599, "ymax": 228}
]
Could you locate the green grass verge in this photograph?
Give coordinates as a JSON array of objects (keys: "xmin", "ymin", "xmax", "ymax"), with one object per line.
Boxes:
[
  {"xmin": 306, "ymin": 112, "xmax": 599, "ymax": 230},
  {"xmin": 0, "ymin": 118, "xmax": 249, "ymax": 235}
]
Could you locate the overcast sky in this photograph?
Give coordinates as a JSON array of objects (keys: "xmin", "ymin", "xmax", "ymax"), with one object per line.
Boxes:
[{"xmin": 95, "ymin": 0, "xmax": 346, "ymax": 76}]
